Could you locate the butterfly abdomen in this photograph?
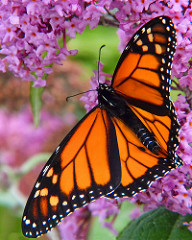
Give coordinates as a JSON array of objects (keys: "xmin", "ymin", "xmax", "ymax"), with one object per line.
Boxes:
[{"xmin": 98, "ymin": 83, "xmax": 160, "ymax": 154}]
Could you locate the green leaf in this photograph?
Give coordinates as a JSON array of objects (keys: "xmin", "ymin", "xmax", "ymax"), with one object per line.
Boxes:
[
  {"xmin": 117, "ymin": 207, "xmax": 192, "ymax": 240},
  {"xmin": 68, "ymin": 25, "xmax": 119, "ymax": 76},
  {"xmin": 30, "ymin": 83, "xmax": 44, "ymax": 127}
]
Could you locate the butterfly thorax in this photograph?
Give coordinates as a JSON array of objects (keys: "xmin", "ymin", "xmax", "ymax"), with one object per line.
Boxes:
[
  {"xmin": 98, "ymin": 83, "xmax": 126, "ymax": 114},
  {"xmin": 97, "ymin": 83, "xmax": 160, "ymax": 154}
]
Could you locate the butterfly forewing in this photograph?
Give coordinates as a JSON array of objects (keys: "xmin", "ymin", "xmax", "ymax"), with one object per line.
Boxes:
[
  {"xmin": 22, "ymin": 107, "xmax": 121, "ymax": 238},
  {"xmin": 112, "ymin": 16, "xmax": 176, "ymax": 115}
]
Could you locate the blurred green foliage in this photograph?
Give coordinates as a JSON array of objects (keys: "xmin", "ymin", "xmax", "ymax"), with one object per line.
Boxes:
[
  {"xmin": 0, "ymin": 206, "xmax": 26, "ymax": 240},
  {"xmin": 68, "ymin": 25, "xmax": 120, "ymax": 77}
]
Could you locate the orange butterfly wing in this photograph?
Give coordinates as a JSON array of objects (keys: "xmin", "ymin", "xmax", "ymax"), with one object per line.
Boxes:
[
  {"xmin": 22, "ymin": 107, "xmax": 121, "ymax": 238},
  {"xmin": 106, "ymin": 16, "xmax": 182, "ymax": 198},
  {"xmin": 107, "ymin": 115, "xmax": 181, "ymax": 198},
  {"xmin": 112, "ymin": 16, "xmax": 176, "ymax": 115}
]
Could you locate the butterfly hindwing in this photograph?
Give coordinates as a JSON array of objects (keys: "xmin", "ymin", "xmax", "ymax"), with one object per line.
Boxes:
[
  {"xmin": 106, "ymin": 115, "xmax": 182, "ymax": 199},
  {"xmin": 22, "ymin": 107, "xmax": 121, "ymax": 238},
  {"xmin": 129, "ymin": 104, "xmax": 180, "ymax": 159}
]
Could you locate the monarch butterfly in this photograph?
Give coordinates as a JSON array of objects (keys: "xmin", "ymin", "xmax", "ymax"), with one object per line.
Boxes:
[{"xmin": 22, "ymin": 16, "xmax": 183, "ymax": 238}]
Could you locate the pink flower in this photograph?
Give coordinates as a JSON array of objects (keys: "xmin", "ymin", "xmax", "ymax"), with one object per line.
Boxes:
[
  {"xmin": 174, "ymin": 95, "xmax": 190, "ymax": 121},
  {"xmin": 83, "ymin": 5, "xmax": 105, "ymax": 29},
  {"xmin": 64, "ymin": 17, "xmax": 86, "ymax": 39},
  {"xmin": 184, "ymin": 221, "xmax": 192, "ymax": 232},
  {"xmin": 58, "ymin": 207, "xmax": 90, "ymax": 240},
  {"xmin": 129, "ymin": 207, "xmax": 142, "ymax": 220},
  {"xmin": 89, "ymin": 198, "xmax": 119, "ymax": 235}
]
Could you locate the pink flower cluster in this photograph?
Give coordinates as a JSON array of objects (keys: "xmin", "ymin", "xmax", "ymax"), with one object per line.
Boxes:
[
  {"xmin": 0, "ymin": 0, "xmax": 191, "ymax": 90},
  {"xmin": 58, "ymin": 198, "xmax": 119, "ymax": 240},
  {"xmin": 0, "ymin": 108, "xmax": 65, "ymax": 167}
]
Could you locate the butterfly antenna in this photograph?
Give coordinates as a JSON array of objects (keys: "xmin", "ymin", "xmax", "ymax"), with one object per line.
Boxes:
[
  {"xmin": 98, "ymin": 45, "xmax": 106, "ymax": 84},
  {"xmin": 66, "ymin": 89, "xmax": 95, "ymax": 102},
  {"xmin": 66, "ymin": 45, "xmax": 105, "ymax": 102}
]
